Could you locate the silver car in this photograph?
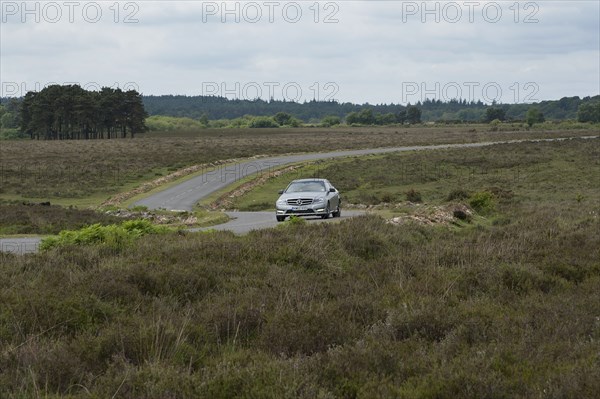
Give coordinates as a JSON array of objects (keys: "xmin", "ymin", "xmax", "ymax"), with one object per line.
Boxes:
[{"xmin": 275, "ymin": 178, "xmax": 341, "ymax": 222}]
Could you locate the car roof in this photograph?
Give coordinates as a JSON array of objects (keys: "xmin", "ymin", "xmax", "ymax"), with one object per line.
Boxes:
[{"xmin": 291, "ymin": 179, "xmax": 329, "ymax": 183}]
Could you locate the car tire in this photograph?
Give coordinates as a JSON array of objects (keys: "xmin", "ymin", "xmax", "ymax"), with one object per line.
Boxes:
[
  {"xmin": 332, "ymin": 206, "xmax": 341, "ymax": 218},
  {"xmin": 276, "ymin": 216, "xmax": 286, "ymax": 222},
  {"xmin": 321, "ymin": 203, "xmax": 330, "ymax": 219}
]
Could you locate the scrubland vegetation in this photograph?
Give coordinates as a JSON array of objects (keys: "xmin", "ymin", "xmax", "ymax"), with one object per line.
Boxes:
[
  {"xmin": 225, "ymin": 137, "xmax": 600, "ymax": 211},
  {"xmin": 0, "ymin": 203, "xmax": 129, "ymax": 235},
  {"xmin": 0, "ymin": 137, "xmax": 598, "ymax": 397},
  {"xmin": 0, "ymin": 126, "xmax": 595, "ymax": 202}
]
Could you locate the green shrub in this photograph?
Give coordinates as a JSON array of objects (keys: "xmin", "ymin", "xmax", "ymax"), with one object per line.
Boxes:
[
  {"xmin": 40, "ymin": 219, "xmax": 169, "ymax": 251},
  {"xmin": 249, "ymin": 116, "xmax": 279, "ymax": 128},
  {"xmin": 281, "ymin": 215, "xmax": 306, "ymax": 227},
  {"xmin": 469, "ymin": 191, "xmax": 495, "ymax": 213},
  {"xmin": 321, "ymin": 115, "xmax": 342, "ymax": 127}
]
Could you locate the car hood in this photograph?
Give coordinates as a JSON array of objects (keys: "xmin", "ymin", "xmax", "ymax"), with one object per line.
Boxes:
[{"xmin": 278, "ymin": 191, "xmax": 326, "ymax": 200}]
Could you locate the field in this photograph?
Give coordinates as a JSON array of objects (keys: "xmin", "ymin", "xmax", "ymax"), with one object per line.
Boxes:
[
  {"xmin": 0, "ymin": 135, "xmax": 598, "ymax": 397},
  {"xmin": 0, "ymin": 125, "xmax": 595, "ymax": 204}
]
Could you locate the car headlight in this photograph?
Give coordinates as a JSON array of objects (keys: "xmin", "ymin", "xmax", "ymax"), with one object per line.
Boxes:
[
  {"xmin": 314, "ymin": 197, "xmax": 325, "ymax": 203},
  {"xmin": 276, "ymin": 199, "xmax": 286, "ymax": 205}
]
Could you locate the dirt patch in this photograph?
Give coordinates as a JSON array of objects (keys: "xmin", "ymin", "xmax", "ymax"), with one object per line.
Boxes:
[
  {"xmin": 104, "ymin": 209, "xmax": 199, "ymax": 225},
  {"xmin": 386, "ymin": 203, "xmax": 474, "ymax": 226}
]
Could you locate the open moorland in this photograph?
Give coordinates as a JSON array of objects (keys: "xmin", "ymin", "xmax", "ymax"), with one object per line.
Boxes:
[
  {"xmin": 0, "ymin": 134, "xmax": 598, "ymax": 397},
  {"xmin": 222, "ymin": 137, "xmax": 600, "ymax": 212},
  {"xmin": 0, "ymin": 125, "xmax": 596, "ymax": 203}
]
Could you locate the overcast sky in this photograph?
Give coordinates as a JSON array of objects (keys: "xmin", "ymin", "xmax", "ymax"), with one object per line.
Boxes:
[{"xmin": 1, "ymin": 0, "xmax": 599, "ymax": 104}]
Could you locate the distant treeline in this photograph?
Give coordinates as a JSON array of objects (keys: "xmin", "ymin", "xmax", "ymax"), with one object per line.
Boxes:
[
  {"xmin": 140, "ymin": 95, "xmax": 600, "ymax": 123},
  {"xmin": 1, "ymin": 92, "xmax": 599, "ymax": 139},
  {"xmin": 17, "ymin": 85, "xmax": 147, "ymax": 140}
]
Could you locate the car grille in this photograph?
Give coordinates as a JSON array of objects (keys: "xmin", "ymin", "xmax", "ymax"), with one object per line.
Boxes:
[
  {"xmin": 286, "ymin": 198, "xmax": 314, "ymax": 206},
  {"xmin": 286, "ymin": 209, "xmax": 315, "ymax": 215}
]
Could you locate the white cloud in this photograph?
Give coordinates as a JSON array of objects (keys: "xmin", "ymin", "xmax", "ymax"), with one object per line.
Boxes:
[{"xmin": 1, "ymin": 0, "xmax": 598, "ymax": 103}]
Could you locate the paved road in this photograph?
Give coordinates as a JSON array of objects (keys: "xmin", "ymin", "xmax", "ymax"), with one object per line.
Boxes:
[
  {"xmin": 133, "ymin": 137, "xmax": 597, "ymax": 212},
  {"xmin": 190, "ymin": 210, "xmax": 366, "ymax": 235}
]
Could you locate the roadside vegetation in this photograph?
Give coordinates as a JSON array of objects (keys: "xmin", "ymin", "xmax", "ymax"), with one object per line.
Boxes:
[
  {"xmin": 0, "ymin": 202, "xmax": 130, "ymax": 235},
  {"xmin": 39, "ymin": 219, "xmax": 170, "ymax": 251},
  {"xmin": 0, "ymin": 202, "xmax": 228, "ymax": 236},
  {"xmin": 0, "ymin": 137, "xmax": 598, "ymax": 397}
]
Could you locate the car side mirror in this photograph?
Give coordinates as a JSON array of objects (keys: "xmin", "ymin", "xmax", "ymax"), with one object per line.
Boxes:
[
  {"xmin": 278, "ymin": 189, "xmax": 284, "ymax": 194},
  {"xmin": 329, "ymin": 188, "xmax": 336, "ymax": 193}
]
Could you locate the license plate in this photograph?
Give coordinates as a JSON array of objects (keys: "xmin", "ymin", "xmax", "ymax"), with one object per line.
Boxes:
[{"xmin": 292, "ymin": 206, "xmax": 307, "ymax": 211}]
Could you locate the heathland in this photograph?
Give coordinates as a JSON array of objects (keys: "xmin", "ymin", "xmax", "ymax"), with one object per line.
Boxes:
[{"xmin": 0, "ymin": 126, "xmax": 598, "ymax": 397}]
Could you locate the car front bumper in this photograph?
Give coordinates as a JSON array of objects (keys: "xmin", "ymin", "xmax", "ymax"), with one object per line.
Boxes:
[{"xmin": 276, "ymin": 203, "xmax": 329, "ymax": 216}]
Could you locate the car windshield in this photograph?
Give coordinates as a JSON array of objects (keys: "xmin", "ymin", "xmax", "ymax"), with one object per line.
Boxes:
[{"xmin": 286, "ymin": 181, "xmax": 326, "ymax": 193}]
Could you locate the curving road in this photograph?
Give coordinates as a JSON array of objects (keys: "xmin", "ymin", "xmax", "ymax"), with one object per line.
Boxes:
[
  {"xmin": 133, "ymin": 138, "xmax": 564, "ymax": 212},
  {"xmin": 2, "ymin": 136, "xmax": 597, "ymax": 254}
]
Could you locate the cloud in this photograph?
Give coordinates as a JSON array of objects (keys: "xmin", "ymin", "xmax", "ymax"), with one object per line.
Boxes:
[{"xmin": 1, "ymin": 0, "xmax": 598, "ymax": 103}]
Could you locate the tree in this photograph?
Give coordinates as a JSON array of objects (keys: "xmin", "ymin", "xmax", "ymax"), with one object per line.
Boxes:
[
  {"xmin": 577, "ymin": 102, "xmax": 600, "ymax": 123},
  {"xmin": 406, "ymin": 106, "xmax": 422, "ymax": 124},
  {"xmin": 199, "ymin": 113, "xmax": 209, "ymax": 126},
  {"xmin": 273, "ymin": 112, "xmax": 293, "ymax": 126},
  {"xmin": 345, "ymin": 111, "xmax": 359, "ymax": 125},
  {"xmin": 395, "ymin": 110, "xmax": 407, "ymax": 124},
  {"xmin": 484, "ymin": 107, "xmax": 506, "ymax": 123},
  {"xmin": 376, "ymin": 113, "xmax": 397, "ymax": 125},
  {"xmin": 345, "ymin": 108, "xmax": 378, "ymax": 125},
  {"xmin": 357, "ymin": 108, "xmax": 376, "ymax": 125},
  {"xmin": 0, "ymin": 111, "xmax": 17, "ymax": 128},
  {"xmin": 526, "ymin": 107, "xmax": 545, "ymax": 126},
  {"xmin": 19, "ymin": 85, "xmax": 148, "ymax": 139}
]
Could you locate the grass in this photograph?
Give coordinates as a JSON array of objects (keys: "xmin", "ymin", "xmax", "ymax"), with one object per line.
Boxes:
[
  {"xmin": 0, "ymin": 137, "xmax": 598, "ymax": 397},
  {"xmin": 1, "ymin": 126, "xmax": 595, "ymax": 204}
]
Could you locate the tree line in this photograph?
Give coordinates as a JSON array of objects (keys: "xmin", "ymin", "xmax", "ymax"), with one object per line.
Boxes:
[
  {"xmin": 2, "ymin": 92, "xmax": 598, "ymax": 139},
  {"xmin": 19, "ymin": 85, "xmax": 147, "ymax": 140},
  {"xmin": 138, "ymin": 95, "xmax": 600, "ymax": 124}
]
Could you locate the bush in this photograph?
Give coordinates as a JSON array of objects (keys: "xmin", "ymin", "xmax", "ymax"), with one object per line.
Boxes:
[
  {"xmin": 321, "ymin": 115, "xmax": 342, "ymax": 127},
  {"xmin": 40, "ymin": 219, "xmax": 170, "ymax": 251},
  {"xmin": 469, "ymin": 191, "xmax": 495, "ymax": 214},
  {"xmin": 249, "ymin": 116, "xmax": 279, "ymax": 128},
  {"xmin": 281, "ymin": 215, "xmax": 306, "ymax": 227}
]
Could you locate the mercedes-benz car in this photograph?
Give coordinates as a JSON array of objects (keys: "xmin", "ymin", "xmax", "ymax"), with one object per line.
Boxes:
[{"xmin": 275, "ymin": 178, "xmax": 341, "ymax": 222}]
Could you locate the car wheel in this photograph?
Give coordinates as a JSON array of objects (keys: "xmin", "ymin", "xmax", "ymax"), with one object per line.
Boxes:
[
  {"xmin": 276, "ymin": 215, "xmax": 286, "ymax": 222},
  {"xmin": 321, "ymin": 203, "xmax": 330, "ymax": 219},
  {"xmin": 332, "ymin": 206, "xmax": 341, "ymax": 218}
]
